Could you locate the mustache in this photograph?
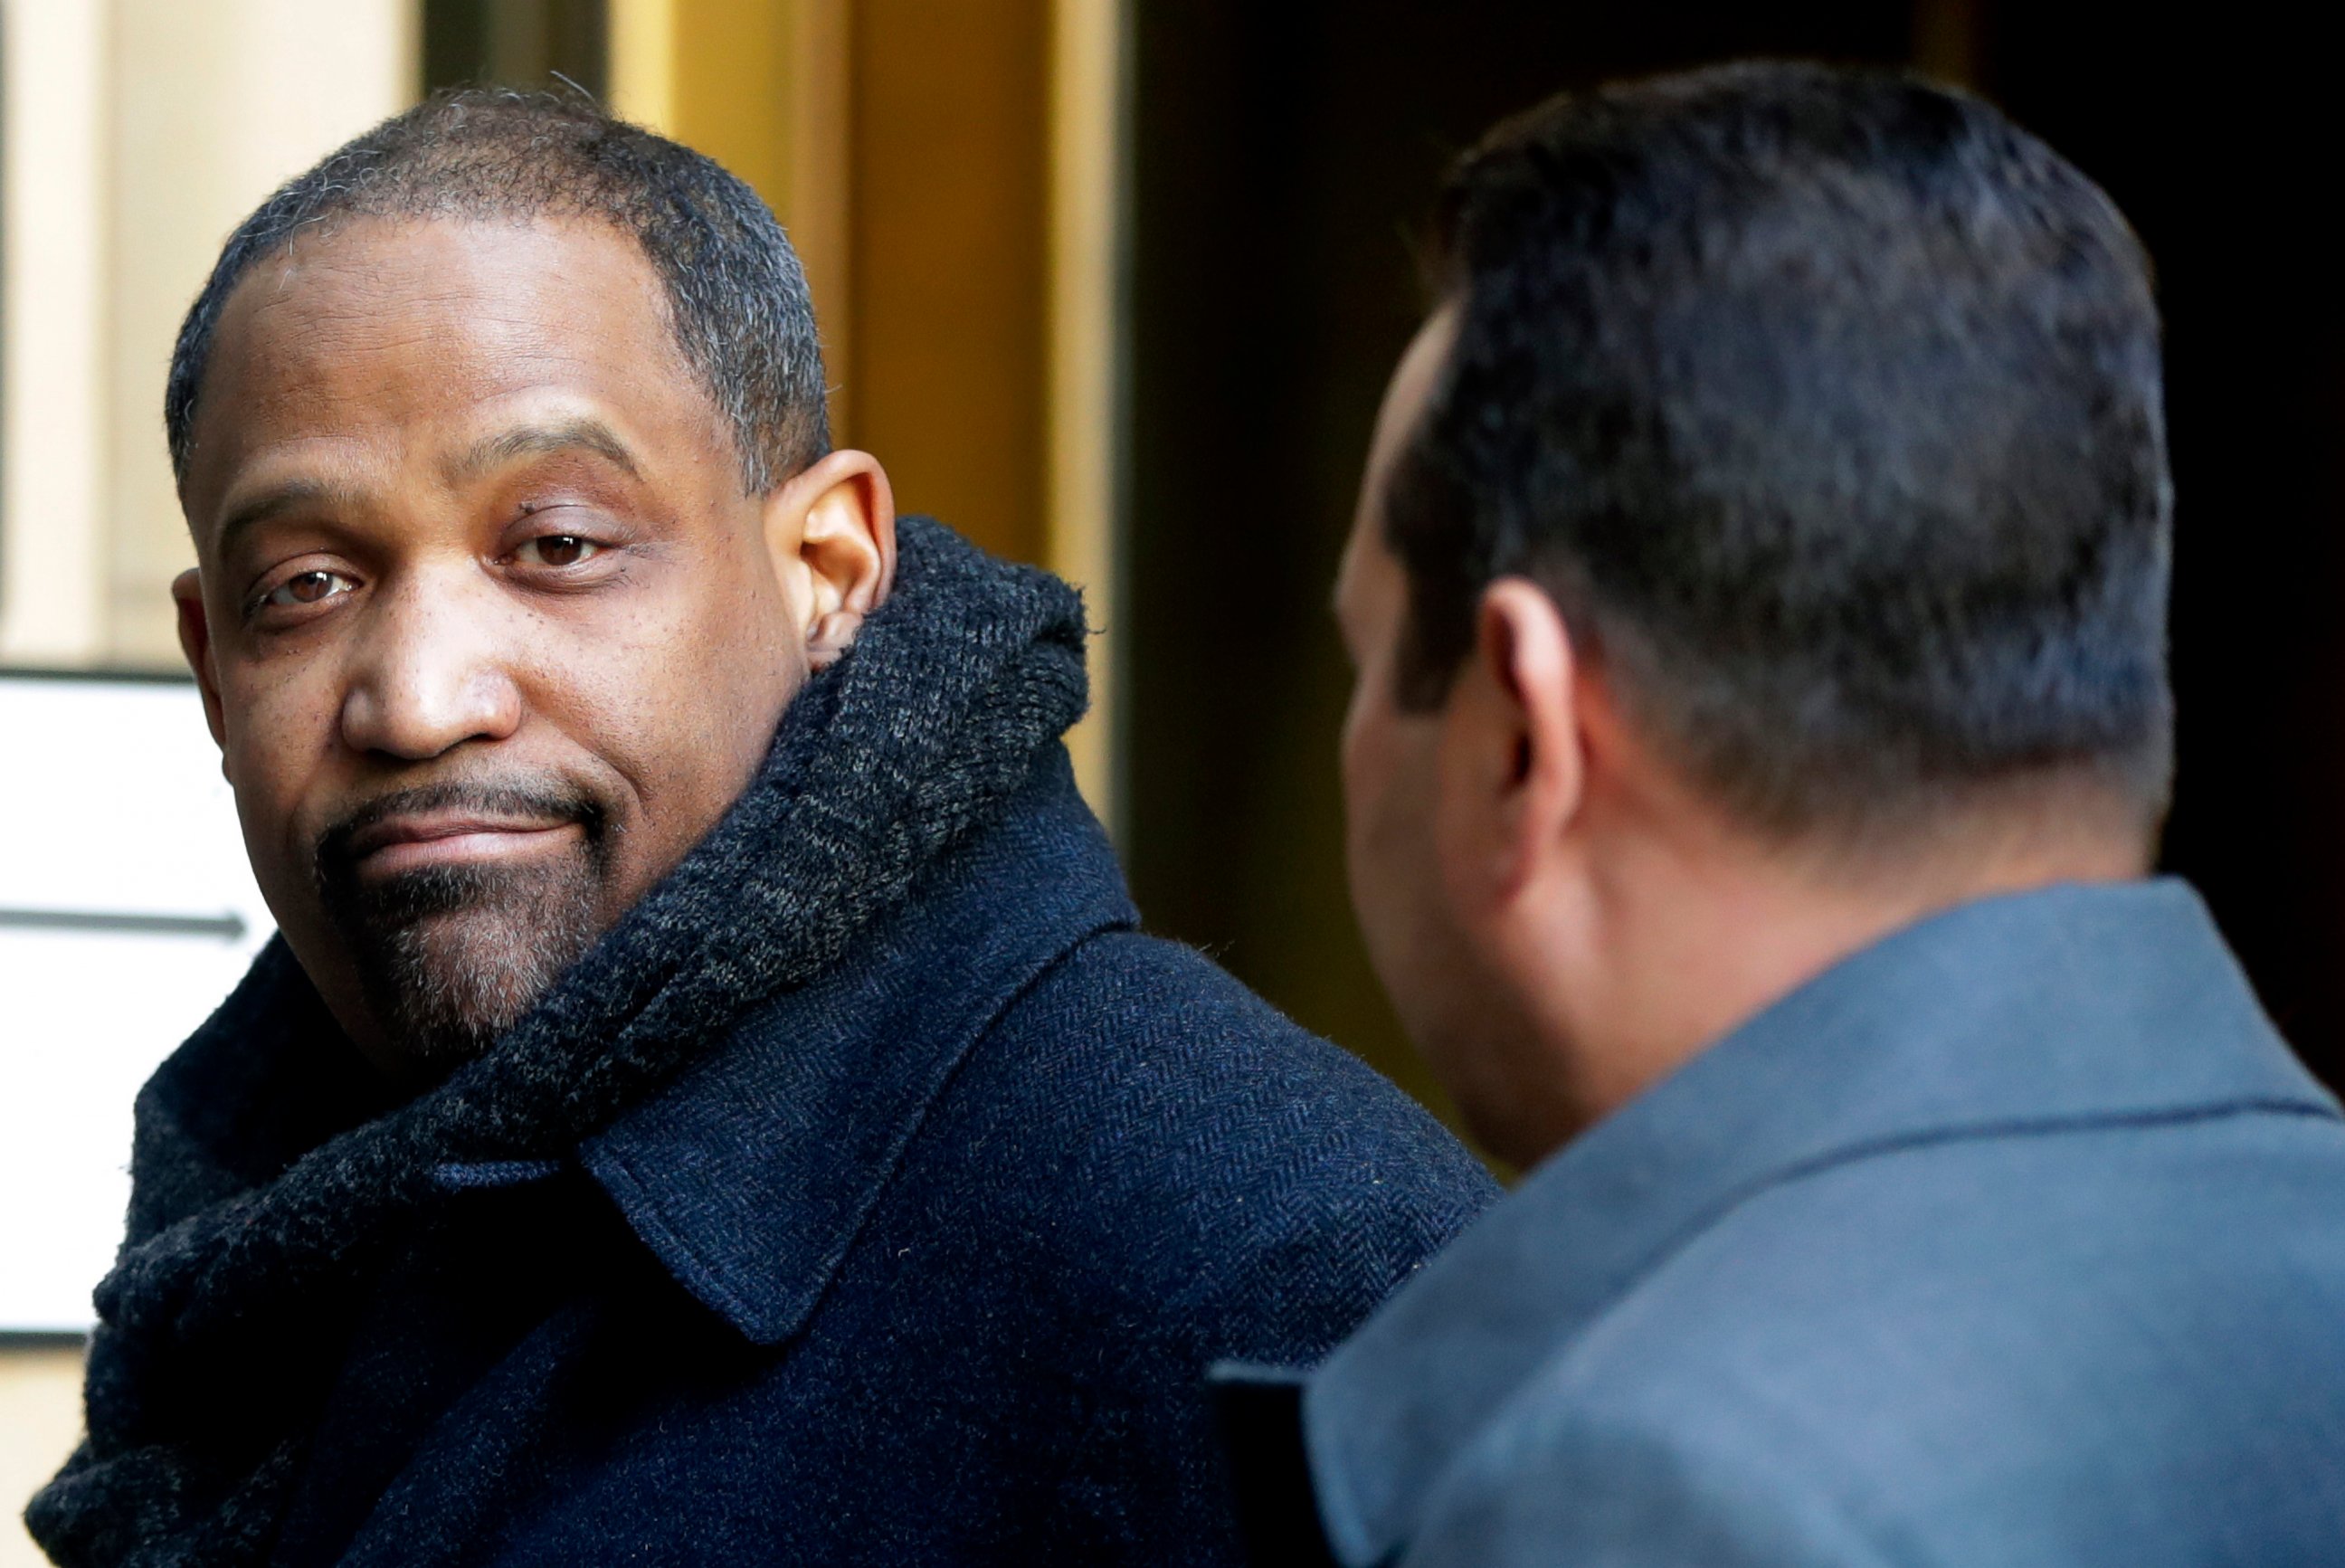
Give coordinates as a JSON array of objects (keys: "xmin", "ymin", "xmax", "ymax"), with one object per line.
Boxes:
[{"xmin": 315, "ymin": 777, "xmax": 609, "ymax": 879}]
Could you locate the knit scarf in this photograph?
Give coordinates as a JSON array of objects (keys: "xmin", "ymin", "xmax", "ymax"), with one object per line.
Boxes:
[{"xmin": 25, "ymin": 518, "xmax": 1089, "ymax": 1568}]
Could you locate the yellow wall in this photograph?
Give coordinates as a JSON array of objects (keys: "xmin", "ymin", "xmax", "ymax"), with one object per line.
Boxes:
[
  {"xmin": 847, "ymin": 0, "xmax": 1049, "ymax": 569},
  {"xmin": 623, "ymin": 0, "xmax": 1047, "ymax": 563},
  {"xmin": 612, "ymin": 0, "xmax": 1122, "ymax": 822}
]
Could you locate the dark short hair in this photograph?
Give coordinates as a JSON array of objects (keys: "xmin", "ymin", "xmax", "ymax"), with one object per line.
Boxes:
[
  {"xmin": 1386, "ymin": 61, "xmax": 2174, "ymax": 838},
  {"xmin": 166, "ymin": 89, "xmax": 828, "ymax": 494}
]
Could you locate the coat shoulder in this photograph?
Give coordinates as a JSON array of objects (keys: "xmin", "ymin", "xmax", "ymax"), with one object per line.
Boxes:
[
  {"xmin": 1428, "ymin": 1111, "xmax": 2345, "ymax": 1564},
  {"xmin": 937, "ymin": 926, "xmax": 1498, "ymax": 1348},
  {"xmin": 988, "ymin": 926, "xmax": 1491, "ymax": 1195}
]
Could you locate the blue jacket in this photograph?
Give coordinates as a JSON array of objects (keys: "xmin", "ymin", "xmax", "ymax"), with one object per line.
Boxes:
[
  {"xmin": 254, "ymin": 755, "xmax": 1495, "ymax": 1564},
  {"xmin": 1232, "ymin": 880, "xmax": 2345, "ymax": 1565}
]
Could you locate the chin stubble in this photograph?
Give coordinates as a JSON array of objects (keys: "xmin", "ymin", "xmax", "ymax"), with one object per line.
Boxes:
[{"xmin": 315, "ymin": 782, "xmax": 614, "ymax": 1065}]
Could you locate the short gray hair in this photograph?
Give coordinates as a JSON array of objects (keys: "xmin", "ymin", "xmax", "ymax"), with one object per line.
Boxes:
[{"xmin": 166, "ymin": 88, "xmax": 829, "ymax": 495}]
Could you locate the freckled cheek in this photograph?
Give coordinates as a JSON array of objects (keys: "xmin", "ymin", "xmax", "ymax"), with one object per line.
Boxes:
[
  {"xmin": 1348, "ymin": 701, "xmax": 1452, "ymax": 938},
  {"xmin": 516, "ymin": 611, "xmax": 762, "ymax": 841},
  {"xmin": 1342, "ymin": 710, "xmax": 1432, "ymax": 1021},
  {"xmin": 215, "ymin": 665, "xmax": 350, "ymax": 895},
  {"xmin": 511, "ymin": 631, "xmax": 661, "ymax": 774}
]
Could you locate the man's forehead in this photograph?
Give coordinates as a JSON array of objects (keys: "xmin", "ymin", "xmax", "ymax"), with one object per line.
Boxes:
[
  {"xmin": 185, "ymin": 214, "xmax": 694, "ymax": 513},
  {"xmin": 218, "ymin": 212, "xmax": 665, "ymax": 347}
]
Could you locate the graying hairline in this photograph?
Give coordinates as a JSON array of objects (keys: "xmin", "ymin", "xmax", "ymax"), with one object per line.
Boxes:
[{"xmin": 172, "ymin": 205, "xmax": 775, "ymax": 501}]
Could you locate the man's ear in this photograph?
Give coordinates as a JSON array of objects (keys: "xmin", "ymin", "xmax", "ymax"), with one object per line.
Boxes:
[
  {"xmin": 173, "ymin": 567, "xmax": 230, "ymax": 754},
  {"xmin": 1434, "ymin": 577, "xmax": 1583, "ymax": 908},
  {"xmin": 763, "ymin": 450, "xmax": 898, "ymax": 671}
]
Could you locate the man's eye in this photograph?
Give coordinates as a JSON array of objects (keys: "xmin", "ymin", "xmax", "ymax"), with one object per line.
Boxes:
[
  {"xmin": 516, "ymin": 534, "xmax": 602, "ymax": 567},
  {"xmin": 263, "ymin": 570, "xmax": 355, "ymax": 609}
]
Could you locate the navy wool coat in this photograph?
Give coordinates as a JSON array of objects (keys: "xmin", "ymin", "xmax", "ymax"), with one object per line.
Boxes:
[
  {"xmin": 252, "ymin": 755, "xmax": 1494, "ymax": 1564},
  {"xmin": 30, "ymin": 526, "xmax": 1494, "ymax": 1568}
]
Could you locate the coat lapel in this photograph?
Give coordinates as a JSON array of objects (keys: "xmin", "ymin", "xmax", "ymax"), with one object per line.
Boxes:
[{"xmin": 580, "ymin": 749, "xmax": 1136, "ymax": 1345}]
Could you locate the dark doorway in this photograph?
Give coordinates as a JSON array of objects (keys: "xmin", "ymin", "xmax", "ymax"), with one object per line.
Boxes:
[{"xmin": 1980, "ymin": 14, "xmax": 2345, "ymax": 1093}]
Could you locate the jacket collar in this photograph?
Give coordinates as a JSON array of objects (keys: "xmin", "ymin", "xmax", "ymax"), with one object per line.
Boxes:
[
  {"xmin": 1301, "ymin": 878, "xmax": 2340, "ymax": 1567},
  {"xmin": 574, "ymin": 748, "xmax": 1135, "ymax": 1345}
]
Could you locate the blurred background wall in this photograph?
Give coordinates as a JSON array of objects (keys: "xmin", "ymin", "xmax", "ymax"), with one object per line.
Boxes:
[{"xmin": 4, "ymin": 2, "xmax": 2340, "ymax": 1559}]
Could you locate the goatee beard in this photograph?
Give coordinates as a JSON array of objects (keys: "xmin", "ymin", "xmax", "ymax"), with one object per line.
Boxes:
[{"xmin": 316, "ymin": 781, "xmax": 613, "ymax": 1065}]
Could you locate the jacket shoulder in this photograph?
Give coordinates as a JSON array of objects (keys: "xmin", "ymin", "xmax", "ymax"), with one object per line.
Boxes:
[
  {"xmin": 1429, "ymin": 1111, "xmax": 2345, "ymax": 1563},
  {"xmin": 990, "ymin": 927, "xmax": 1489, "ymax": 1190},
  {"xmin": 942, "ymin": 927, "xmax": 1498, "ymax": 1348}
]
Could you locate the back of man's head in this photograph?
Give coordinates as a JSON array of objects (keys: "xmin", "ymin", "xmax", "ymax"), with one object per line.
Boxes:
[{"xmin": 1388, "ymin": 60, "xmax": 2172, "ymax": 844}]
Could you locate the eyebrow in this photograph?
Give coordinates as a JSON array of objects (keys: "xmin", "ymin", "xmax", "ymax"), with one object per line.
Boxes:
[
  {"xmin": 213, "ymin": 477, "xmax": 374, "ymax": 559},
  {"xmin": 208, "ymin": 418, "xmax": 646, "ymax": 556},
  {"xmin": 445, "ymin": 417, "xmax": 644, "ymax": 486}
]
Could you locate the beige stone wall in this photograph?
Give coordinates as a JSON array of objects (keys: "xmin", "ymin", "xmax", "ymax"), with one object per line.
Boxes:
[
  {"xmin": 1, "ymin": 0, "xmax": 418, "ymax": 669},
  {"xmin": 0, "ymin": 1346, "xmax": 85, "ymax": 1568},
  {"xmin": 0, "ymin": 0, "xmax": 109, "ymax": 664}
]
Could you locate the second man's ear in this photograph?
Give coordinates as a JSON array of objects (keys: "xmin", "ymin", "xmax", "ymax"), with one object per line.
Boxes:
[
  {"xmin": 1435, "ymin": 577, "xmax": 1585, "ymax": 908},
  {"xmin": 764, "ymin": 450, "xmax": 897, "ymax": 670}
]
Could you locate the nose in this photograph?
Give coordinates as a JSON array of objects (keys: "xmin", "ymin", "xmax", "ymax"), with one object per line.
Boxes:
[{"xmin": 337, "ymin": 571, "xmax": 524, "ymax": 762}]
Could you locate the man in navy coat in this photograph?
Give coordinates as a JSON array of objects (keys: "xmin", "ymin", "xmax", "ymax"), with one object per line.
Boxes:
[
  {"xmin": 25, "ymin": 90, "xmax": 1494, "ymax": 1566},
  {"xmin": 1221, "ymin": 62, "xmax": 2345, "ymax": 1564}
]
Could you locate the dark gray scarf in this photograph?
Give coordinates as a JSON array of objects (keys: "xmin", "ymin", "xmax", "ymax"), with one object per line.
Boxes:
[{"xmin": 26, "ymin": 518, "xmax": 1089, "ymax": 1567}]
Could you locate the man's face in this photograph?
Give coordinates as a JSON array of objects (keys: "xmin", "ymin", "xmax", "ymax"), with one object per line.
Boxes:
[{"xmin": 178, "ymin": 216, "xmax": 835, "ymax": 1073}]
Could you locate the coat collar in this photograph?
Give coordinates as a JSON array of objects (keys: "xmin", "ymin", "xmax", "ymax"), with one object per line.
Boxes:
[
  {"xmin": 573, "ymin": 748, "xmax": 1135, "ymax": 1345},
  {"xmin": 1299, "ymin": 878, "xmax": 2340, "ymax": 1567}
]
